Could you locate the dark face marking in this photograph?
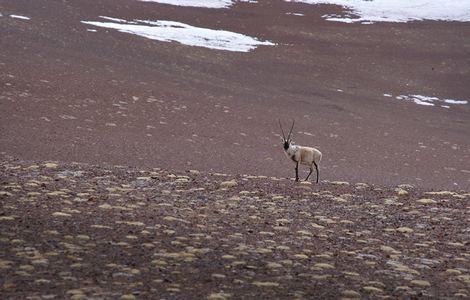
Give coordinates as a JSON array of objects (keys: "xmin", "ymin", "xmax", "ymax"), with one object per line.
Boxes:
[{"xmin": 283, "ymin": 141, "xmax": 289, "ymax": 150}]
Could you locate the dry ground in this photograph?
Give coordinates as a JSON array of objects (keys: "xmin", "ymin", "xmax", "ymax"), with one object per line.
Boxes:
[
  {"xmin": 1, "ymin": 0, "xmax": 470, "ymax": 189},
  {"xmin": 1, "ymin": 1, "xmax": 470, "ymax": 298},
  {"xmin": 1, "ymin": 155, "xmax": 469, "ymax": 299}
]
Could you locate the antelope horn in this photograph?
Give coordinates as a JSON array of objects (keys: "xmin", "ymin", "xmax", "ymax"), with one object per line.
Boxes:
[
  {"xmin": 278, "ymin": 119, "xmax": 286, "ymax": 140},
  {"xmin": 287, "ymin": 120, "xmax": 295, "ymax": 141}
]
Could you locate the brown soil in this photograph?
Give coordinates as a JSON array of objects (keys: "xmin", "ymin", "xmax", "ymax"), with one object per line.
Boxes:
[
  {"xmin": 1, "ymin": 156, "xmax": 469, "ymax": 299},
  {"xmin": 1, "ymin": 1, "xmax": 470, "ymax": 298},
  {"xmin": 1, "ymin": 0, "xmax": 469, "ymax": 190}
]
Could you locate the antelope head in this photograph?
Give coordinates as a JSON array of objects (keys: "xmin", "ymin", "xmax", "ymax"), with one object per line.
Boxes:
[{"xmin": 278, "ymin": 119, "xmax": 295, "ymax": 150}]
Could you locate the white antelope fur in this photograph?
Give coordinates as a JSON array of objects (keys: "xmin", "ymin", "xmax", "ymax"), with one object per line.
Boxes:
[{"xmin": 279, "ymin": 120, "xmax": 322, "ymax": 183}]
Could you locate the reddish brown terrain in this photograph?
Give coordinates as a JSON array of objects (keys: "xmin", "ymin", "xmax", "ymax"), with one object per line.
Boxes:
[
  {"xmin": 1, "ymin": 0, "xmax": 469, "ymax": 299},
  {"xmin": 1, "ymin": 156, "xmax": 469, "ymax": 299},
  {"xmin": 1, "ymin": 0, "xmax": 469, "ymax": 189}
]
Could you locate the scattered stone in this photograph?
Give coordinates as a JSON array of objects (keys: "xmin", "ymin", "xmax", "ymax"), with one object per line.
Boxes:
[
  {"xmin": 311, "ymin": 223, "xmax": 325, "ymax": 229},
  {"xmin": 395, "ymin": 188, "xmax": 409, "ymax": 196},
  {"xmin": 267, "ymin": 262, "xmax": 283, "ymax": 268},
  {"xmin": 52, "ymin": 212, "xmax": 72, "ymax": 217},
  {"xmin": 0, "ymin": 156, "xmax": 468, "ymax": 299},
  {"xmin": 313, "ymin": 263, "xmax": 335, "ymax": 269},
  {"xmin": 330, "ymin": 181, "xmax": 350, "ymax": 186},
  {"xmin": 220, "ymin": 180, "xmax": 238, "ymax": 188},
  {"xmin": 362, "ymin": 286, "xmax": 383, "ymax": 293},
  {"xmin": 410, "ymin": 280, "xmax": 431, "ymax": 287},
  {"xmin": 416, "ymin": 198, "xmax": 437, "ymax": 204},
  {"xmin": 293, "ymin": 254, "xmax": 309, "ymax": 260},
  {"xmin": 396, "ymin": 227, "xmax": 414, "ymax": 233},
  {"xmin": 0, "ymin": 259, "xmax": 13, "ymax": 269},
  {"xmin": 445, "ymin": 269, "xmax": 462, "ymax": 275},
  {"xmin": 207, "ymin": 292, "xmax": 232, "ymax": 300},
  {"xmin": 424, "ymin": 191, "xmax": 454, "ymax": 196},
  {"xmin": 341, "ymin": 290, "xmax": 361, "ymax": 298},
  {"xmin": 380, "ymin": 245, "xmax": 401, "ymax": 254},
  {"xmin": 252, "ymin": 281, "xmax": 280, "ymax": 287}
]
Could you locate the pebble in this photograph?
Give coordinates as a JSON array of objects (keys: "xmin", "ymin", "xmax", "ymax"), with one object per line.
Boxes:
[
  {"xmin": 220, "ymin": 180, "xmax": 238, "ymax": 188},
  {"xmin": 410, "ymin": 280, "xmax": 431, "ymax": 287},
  {"xmin": 341, "ymin": 290, "xmax": 361, "ymax": 298},
  {"xmin": 252, "ymin": 281, "xmax": 280, "ymax": 287},
  {"xmin": 207, "ymin": 292, "xmax": 231, "ymax": 300},
  {"xmin": 362, "ymin": 286, "xmax": 383, "ymax": 293},
  {"xmin": 416, "ymin": 198, "xmax": 437, "ymax": 204}
]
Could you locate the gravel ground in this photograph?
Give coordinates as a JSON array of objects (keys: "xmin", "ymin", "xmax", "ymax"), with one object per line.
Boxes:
[
  {"xmin": 1, "ymin": 0, "xmax": 470, "ymax": 189},
  {"xmin": 1, "ymin": 1, "xmax": 469, "ymax": 298},
  {"xmin": 1, "ymin": 155, "xmax": 469, "ymax": 299}
]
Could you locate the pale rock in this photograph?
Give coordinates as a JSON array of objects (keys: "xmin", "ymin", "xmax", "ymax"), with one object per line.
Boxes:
[
  {"xmin": 252, "ymin": 281, "xmax": 280, "ymax": 287},
  {"xmin": 267, "ymin": 262, "xmax": 283, "ymax": 268},
  {"xmin": 396, "ymin": 227, "xmax": 414, "ymax": 233},
  {"xmin": 362, "ymin": 286, "xmax": 383, "ymax": 293},
  {"xmin": 445, "ymin": 269, "xmax": 462, "ymax": 275},
  {"xmin": 342, "ymin": 290, "xmax": 361, "ymax": 298},
  {"xmin": 52, "ymin": 212, "xmax": 72, "ymax": 217},
  {"xmin": 416, "ymin": 198, "xmax": 437, "ymax": 204},
  {"xmin": 220, "ymin": 180, "xmax": 238, "ymax": 188},
  {"xmin": 410, "ymin": 280, "xmax": 431, "ymax": 287},
  {"xmin": 314, "ymin": 263, "xmax": 335, "ymax": 269},
  {"xmin": 380, "ymin": 245, "xmax": 401, "ymax": 254},
  {"xmin": 207, "ymin": 292, "xmax": 232, "ymax": 300},
  {"xmin": 395, "ymin": 188, "xmax": 409, "ymax": 196}
]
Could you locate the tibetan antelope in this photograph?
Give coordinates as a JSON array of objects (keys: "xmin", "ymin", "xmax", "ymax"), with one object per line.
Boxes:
[{"xmin": 279, "ymin": 120, "xmax": 322, "ymax": 183}]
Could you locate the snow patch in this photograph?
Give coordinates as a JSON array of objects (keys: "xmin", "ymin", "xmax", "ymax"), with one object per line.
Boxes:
[
  {"xmin": 81, "ymin": 17, "xmax": 275, "ymax": 52},
  {"xmin": 10, "ymin": 15, "xmax": 30, "ymax": 20},
  {"xmin": 386, "ymin": 93, "xmax": 468, "ymax": 108},
  {"xmin": 139, "ymin": 0, "xmax": 256, "ymax": 8},
  {"xmin": 444, "ymin": 99, "xmax": 468, "ymax": 105},
  {"xmin": 287, "ymin": 0, "xmax": 470, "ymax": 23},
  {"xmin": 286, "ymin": 12, "xmax": 305, "ymax": 16}
]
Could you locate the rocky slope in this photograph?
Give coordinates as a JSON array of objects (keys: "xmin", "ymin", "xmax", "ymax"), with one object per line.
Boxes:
[{"xmin": 1, "ymin": 155, "xmax": 469, "ymax": 299}]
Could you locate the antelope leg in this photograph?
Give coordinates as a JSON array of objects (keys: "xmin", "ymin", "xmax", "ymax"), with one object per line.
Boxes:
[
  {"xmin": 305, "ymin": 167, "xmax": 313, "ymax": 181},
  {"xmin": 295, "ymin": 161, "xmax": 299, "ymax": 182},
  {"xmin": 313, "ymin": 161, "xmax": 319, "ymax": 183}
]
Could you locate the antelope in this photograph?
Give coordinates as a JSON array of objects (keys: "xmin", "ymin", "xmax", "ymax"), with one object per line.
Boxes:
[{"xmin": 279, "ymin": 120, "xmax": 322, "ymax": 183}]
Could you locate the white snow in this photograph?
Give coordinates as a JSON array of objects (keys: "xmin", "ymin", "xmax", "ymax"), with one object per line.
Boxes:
[
  {"xmin": 81, "ymin": 17, "xmax": 275, "ymax": 52},
  {"xmin": 139, "ymin": 0, "xmax": 257, "ymax": 9},
  {"xmin": 10, "ymin": 15, "xmax": 30, "ymax": 20},
  {"xmin": 287, "ymin": 0, "xmax": 470, "ymax": 23},
  {"xmin": 140, "ymin": 0, "xmax": 232, "ymax": 8},
  {"xmin": 286, "ymin": 12, "xmax": 305, "ymax": 16},
  {"xmin": 99, "ymin": 16, "xmax": 132, "ymax": 23},
  {"xmin": 444, "ymin": 99, "xmax": 468, "ymax": 105},
  {"xmin": 388, "ymin": 94, "xmax": 468, "ymax": 108}
]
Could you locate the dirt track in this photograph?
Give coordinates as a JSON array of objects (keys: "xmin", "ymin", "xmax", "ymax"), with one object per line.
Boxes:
[{"xmin": 1, "ymin": 155, "xmax": 469, "ymax": 299}]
